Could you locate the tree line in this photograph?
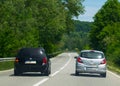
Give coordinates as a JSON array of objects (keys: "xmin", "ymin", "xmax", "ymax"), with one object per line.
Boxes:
[
  {"xmin": 0, "ymin": 0, "xmax": 84, "ymax": 57},
  {"xmin": 90, "ymin": 0, "xmax": 120, "ymax": 66}
]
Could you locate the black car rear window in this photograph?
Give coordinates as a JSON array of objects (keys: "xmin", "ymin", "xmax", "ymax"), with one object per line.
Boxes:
[
  {"xmin": 80, "ymin": 52, "xmax": 104, "ymax": 59},
  {"xmin": 17, "ymin": 48, "xmax": 45, "ymax": 58}
]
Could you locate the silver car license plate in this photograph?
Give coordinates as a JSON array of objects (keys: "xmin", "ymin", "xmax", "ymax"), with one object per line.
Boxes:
[{"xmin": 86, "ymin": 67, "xmax": 97, "ymax": 71}]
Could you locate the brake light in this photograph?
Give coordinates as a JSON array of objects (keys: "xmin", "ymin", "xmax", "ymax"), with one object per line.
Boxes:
[
  {"xmin": 42, "ymin": 57, "xmax": 47, "ymax": 64},
  {"xmin": 77, "ymin": 57, "xmax": 83, "ymax": 63},
  {"xmin": 101, "ymin": 59, "xmax": 106, "ymax": 64},
  {"xmin": 15, "ymin": 58, "xmax": 19, "ymax": 63}
]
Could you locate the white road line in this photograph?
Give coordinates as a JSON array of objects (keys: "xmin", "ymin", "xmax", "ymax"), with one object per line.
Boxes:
[
  {"xmin": 33, "ymin": 78, "xmax": 49, "ymax": 86},
  {"xmin": 33, "ymin": 53, "xmax": 72, "ymax": 86},
  {"xmin": 51, "ymin": 54, "xmax": 72, "ymax": 77},
  {"xmin": 107, "ymin": 70, "xmax": 120, "ymax": 79},
  {"xmin": 50, "ymin": 71, "xmax": 59, "ymax": 77}
]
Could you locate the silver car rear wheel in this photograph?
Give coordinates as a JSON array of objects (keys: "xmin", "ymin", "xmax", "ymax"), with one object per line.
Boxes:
[{"xmin": 100, "ymin": 72, "xmax": 106, "ymax": 77}]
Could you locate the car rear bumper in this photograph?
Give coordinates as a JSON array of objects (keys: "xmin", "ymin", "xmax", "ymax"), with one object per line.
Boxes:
[
  {"xmin": 14, "ymin": 64, "xmax": 48, "ymax": 72},
  {"xmin": 76, "ymin": 64, "xmax": 107, "ymax": 74}
]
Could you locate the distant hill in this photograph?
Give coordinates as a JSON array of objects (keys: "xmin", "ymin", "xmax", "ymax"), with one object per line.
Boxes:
[
  {"xmin": 60, "ymin": 20, "xmax": 93, "ymax": 51},
  {"xmin": 74, "ymin": 20, "xmax": 92, "ymax": 32}
]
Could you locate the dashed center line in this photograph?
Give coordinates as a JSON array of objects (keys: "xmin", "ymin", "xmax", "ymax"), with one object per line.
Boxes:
[{"xmin": 33, "ymin": 53, "xmax": 72, "ymax": 86}]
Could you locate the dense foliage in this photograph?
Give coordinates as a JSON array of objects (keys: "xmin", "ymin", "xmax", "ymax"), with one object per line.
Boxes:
[
  {"xmin": 0, "ymin": 0, "xmax": 84, "ymax": 57},
  {"xmin": 90, "ymin": 0, "xmax": 120, "ymax": 66}
]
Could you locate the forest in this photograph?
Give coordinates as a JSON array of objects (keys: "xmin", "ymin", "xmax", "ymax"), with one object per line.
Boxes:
[
  {"xmin": 61, "ymin": 21, "xmax": 92, "ymax": 51},
  {"xmin": 0, "ymin": 0, "xmax": 120, "ymax": 69},
  {"xmin": 90, "ymin": 0, "xmax": 120, "ymax": 67},
  {"xmin": 0, "ymin": 0, "xmax": 84, "ymax": 57}
]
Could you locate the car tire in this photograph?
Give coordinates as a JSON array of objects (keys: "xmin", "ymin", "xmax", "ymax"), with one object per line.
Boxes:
[
  {"xmin": 14, "ymin": 69, "xmax": 21, "ymax": 76},
  {"xmin": 49, "ymin": 66, "xmax": 51, "ymax": 74},
  {"xmin": 100, "ymin": 73, "xmax": 106, "ymax": 77},
  {"xmin": 44, "ymin": 66, "xmax": 51, "ymax": 76},
  {"xmin": 44, "ymin": 70, "xmax": 49, "ymax": 76},
  {"xmin": 75, "ymin": 70, "xmax": 79, "ymax": 76}
]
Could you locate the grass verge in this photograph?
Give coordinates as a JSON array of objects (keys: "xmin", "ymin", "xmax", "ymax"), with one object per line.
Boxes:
[
  {"xmin": 107, "ymin": 61, "xmax": 120, "ymax": 75},
  {"xmin": 108, "ymin": 65, "xmax": 120, "ymax": 75},
  {"xmin": 0, "ymin": 61, "xmax": 14, "ymax": 71}
]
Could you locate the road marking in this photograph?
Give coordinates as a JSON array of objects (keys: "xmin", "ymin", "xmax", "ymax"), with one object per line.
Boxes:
[
  {"xmin": 50, "ymin": 71, "xmax": 59, "ymax": 77},
  {"xmin": 33, "ymin": 78, "xmax": 49, "ymax": 86},
  {"xmin": 50, "ymin": 54, "xmax": 71, "ymax": 77},
  {"xmin": 33, "ymin": 53, "xmax": 72, "ymax": 86},
  {"xmin": 107, "ymin": 70, "xmax": 120, "ymax": 79}
]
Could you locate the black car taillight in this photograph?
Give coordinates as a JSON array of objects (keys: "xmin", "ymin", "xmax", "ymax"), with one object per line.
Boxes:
[
  {"xmin": 15, "ymin": 58, "xmax": 19, "ymax": 63},
  {"xmin": 77, "ymin": 57, "xmax": 83, "ymax": 63},
  {"xmin": 42, "ymin": 57, "xmax": 47, "ymax": 65}
]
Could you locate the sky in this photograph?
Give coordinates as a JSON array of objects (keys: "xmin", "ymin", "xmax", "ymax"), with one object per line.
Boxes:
[{"xmin": 75, "ymin": 0, "xmax": 107, "ymax": 22}]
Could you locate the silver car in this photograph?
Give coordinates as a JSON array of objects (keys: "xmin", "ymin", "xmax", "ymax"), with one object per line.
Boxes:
[{"xmin": 75, "ymin": 50, "xmax": 107, "ymax": 77}]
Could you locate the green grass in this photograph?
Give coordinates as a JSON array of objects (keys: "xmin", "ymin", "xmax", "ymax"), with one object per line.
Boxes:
[
  {"xmin": 107, "ymin": 61, "xmax": 120, "ymax": 75},
  {"xmin": 0, "ymin": 52, "xmax": 61, "ymax": 71},
  {"xmin": 108, "ymin": 65, "xmax": 120, "ymax": 74},
  {"xmin": 0, "ymin": 61, "xmax": 14, "ymax": 71}
]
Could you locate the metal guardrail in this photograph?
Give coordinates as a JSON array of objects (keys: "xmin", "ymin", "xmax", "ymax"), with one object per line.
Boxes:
[
  {"xmin": 0, "ymin": 51, "xmax": 62, "ymax": 62},
  {"xmin": 0, "ymin": 57, "xmax": 15, "ymax": 62}
]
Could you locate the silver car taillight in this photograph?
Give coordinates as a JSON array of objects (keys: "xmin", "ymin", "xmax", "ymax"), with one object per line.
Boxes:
[
  {"xmin": 77, "ymin": 57, "xmax": 83, "ymax": 63},
  {"xmin": 100, "ymin": 59, "xmax": 106, "ymax": 64}
]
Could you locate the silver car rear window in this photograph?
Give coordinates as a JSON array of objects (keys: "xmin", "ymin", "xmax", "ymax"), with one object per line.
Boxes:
[{"xmin": 80, "ymin": 52, "xmax": 104, "ymax": 59}]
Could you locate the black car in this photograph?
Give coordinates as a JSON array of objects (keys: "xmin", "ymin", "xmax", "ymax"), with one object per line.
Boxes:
[{"xmin": 14, "ymin": 47, "xmax": 51, "ymax": 76}]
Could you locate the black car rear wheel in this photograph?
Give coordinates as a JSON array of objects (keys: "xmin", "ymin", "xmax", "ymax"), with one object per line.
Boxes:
[
  {"xmin": 14, "ymin": 68, "xmax": 22, "ymax": 76},
  {"xmin": 44, "ymin": 66, "xmax": 51, "ymax": 76}
]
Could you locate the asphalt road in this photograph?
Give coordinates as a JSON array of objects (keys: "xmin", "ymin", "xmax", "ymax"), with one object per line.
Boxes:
[{"xmin": 0, "ymin": 52, "xmax": 120, "ymax": 86}]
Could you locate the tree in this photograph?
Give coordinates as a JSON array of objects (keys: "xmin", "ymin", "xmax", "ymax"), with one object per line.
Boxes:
[
  {"xmin": 32, "ymin": 0, "xmax": 67, "ymax": 53},
  {"xmin": 30, "ymin": 0, "xmax": 84, "ymax": 53},
  {"xmin": 100, "ymin": 23, "xmax": 120, "ymax": 66},
  {"xmin": 62, "ymin": 0, "xmax": 85, "ymax": 34},
  {"xmin": 89, "ymin": 0, "xmax": 120, "ymax": 66},
  {"xmin": 90, "ymin": 0, "xmax": 120, "ymax": 51},
  {"xmin": 0, "ymin": 0, "xmax": 39, "ymax": 57},
  {"xmin": 0, "ymin": 0, "xmax": 85, "ymax": 57}
]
